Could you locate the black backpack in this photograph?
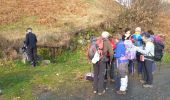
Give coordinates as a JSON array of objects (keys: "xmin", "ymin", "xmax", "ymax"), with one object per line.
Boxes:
[{"xmin": 154, "ymin": 41, "xmax": 164, "ymax": 61}]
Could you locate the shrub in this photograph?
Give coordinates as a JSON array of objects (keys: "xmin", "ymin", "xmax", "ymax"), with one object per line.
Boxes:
[{"xmin": 116, "ymin": 0, "xmax": 162, "ymax": 30}]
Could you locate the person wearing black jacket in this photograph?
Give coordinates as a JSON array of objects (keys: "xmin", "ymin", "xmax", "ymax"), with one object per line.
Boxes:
[{"xmin": 25, "ymin": 28, "xmax": 37, "ymax": 67}]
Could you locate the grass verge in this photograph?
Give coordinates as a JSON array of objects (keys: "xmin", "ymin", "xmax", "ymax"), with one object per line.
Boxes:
[{"xmin": 0, "ymin": 49, "xmax": 91, "ymax": 100}]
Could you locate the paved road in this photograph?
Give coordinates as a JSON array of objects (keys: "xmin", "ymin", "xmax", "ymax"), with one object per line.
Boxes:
[{"xmin": 38, "ymin": 63, "xmax": 170, "ymax": 100}]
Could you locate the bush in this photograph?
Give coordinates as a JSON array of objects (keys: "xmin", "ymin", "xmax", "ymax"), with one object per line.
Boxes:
[{"xmin": 116, "ymin": 0, "xmax": 162, "ymax": 29}]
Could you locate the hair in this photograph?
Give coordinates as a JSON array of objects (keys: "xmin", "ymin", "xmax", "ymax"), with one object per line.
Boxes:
[
  {"xmin": 135, "ymin": 27, "xmax": 141, "ymax": 32},
  {"xmin": 115, "ymin": 33, "xmax": 122, "ymax": 40},
  {"xmin": 125, "ymin": 28, "xmax": 131, "ymax": 33},
  {"xmin": 142, "ymin": 32, "xmax": 150, "ymax": 38},
  {"xmin": 147, "ymin": 30, "xmax": 154, "ymax": 35},
  {"xmin": 26, "ymin": 28, "xmax": 32, "ymax": 32}
]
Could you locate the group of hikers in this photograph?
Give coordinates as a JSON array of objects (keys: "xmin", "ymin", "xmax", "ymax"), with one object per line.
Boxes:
[{"xmin": 87, "ymin": 27, "xmax": 165, "ymax": 95}]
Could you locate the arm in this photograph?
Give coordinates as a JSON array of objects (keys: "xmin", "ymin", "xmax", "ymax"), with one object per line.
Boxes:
[
  {"xmin": 136, "ymin": 42, "xmax": 152, "ymax": 55},
  {"xmin": 114, "ymin": 43, "xmax": 122, "ymax": 58}
]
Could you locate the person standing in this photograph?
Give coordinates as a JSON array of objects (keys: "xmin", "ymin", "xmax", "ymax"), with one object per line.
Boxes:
[
  {"xmin": 122, "ymin": 28, "xmax": 136, "ymax": 75},
  {"xmin": 131, "ymin": 27, "xmax": 144, "ymax": 77},
  {"xmin": 92, "ymin": 31, "xmax": 113, "ymax": 95},
  {"xmin": 114, "ymin": 34, "xmax": 129, "ymax": 95},
  {"xmin": 25, "ymin": 28, "xmax": 37, "ymax": 67},
  {"xmin": 136, "ymin": 32, "xmax": 155, "ymax": 88}
]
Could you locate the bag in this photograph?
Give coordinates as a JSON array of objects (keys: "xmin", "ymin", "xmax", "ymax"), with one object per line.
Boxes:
[
  {"xmin": 88, "ymin": 37, "xmax": 104, "ymax": 63},
  {"xmin": 154, "ymin": 41, "xmax": 164, "ymax": 61},
  {"xmin": 140, "ymin": 55, "xmax": 144, "ymax": 61},
  {"xmin": 92, "ymin": 51, "xmax": 100, "ymax": 64},
  {"xmin": 124, "ymin": 40, "xmax": 136, "ymax": 60},
  {"xmin": 85, "ymin": 72, "xmax": 94, "ymax": 81},
  {"xmin": 88, "ymin": 44, "xmax": 97, "ymax": 60},
  {"xmin": 85, "ymin": 65, "xmax": 94, "ymax": 81}
]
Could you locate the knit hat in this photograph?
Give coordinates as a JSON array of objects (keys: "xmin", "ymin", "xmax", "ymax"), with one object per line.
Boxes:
[
  {"xmin": 135, "ymin": 27, "xmax": 141, "ymax": 32},
  {"xmin": 101, "ymin": 31, "xmax": 110, "ymax": 39}
]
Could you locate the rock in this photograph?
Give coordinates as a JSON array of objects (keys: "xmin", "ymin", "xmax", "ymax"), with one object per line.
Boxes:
[{"xmin": 42, "ymin": 60, "xmax": 51, "ymax": 65}]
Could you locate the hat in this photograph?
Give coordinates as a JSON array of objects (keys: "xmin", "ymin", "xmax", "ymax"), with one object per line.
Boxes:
[
  {"xmin": 135, "ymin": 27, "xmax": 141, "ymax": 32},
  {"xmin": 142, "ymin": 32, "xmax": 150, "ymax": 38},
  {"xmin": 101, "ymin": 31, "xmax": 110, "ymax": 39}
]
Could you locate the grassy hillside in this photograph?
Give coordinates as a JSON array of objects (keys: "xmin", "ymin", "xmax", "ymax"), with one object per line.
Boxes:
[{"xmin": 0, "ymin": 0, "xmax": 120, "ymax": 47}]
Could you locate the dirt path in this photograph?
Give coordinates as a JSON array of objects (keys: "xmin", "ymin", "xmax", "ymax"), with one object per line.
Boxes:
[{"xmin": 38, "ymin": 63, "xmax": 170, "ymax": 100}]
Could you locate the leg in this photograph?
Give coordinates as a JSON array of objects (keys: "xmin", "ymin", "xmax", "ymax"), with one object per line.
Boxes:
[
  {"xmin": 105, "ymin": 63, "xmax": 108, "ymax": 81},
  {"xmin": 32, "ymin": 47, "xmax": 37, "ymax": 66},
  {"xmin": 138, "ymin": 61, "xmax": 143, "ymax": 75},
  {"xmin": 118, "ymin": 63, "xmax": 128, "ymax": 91},
  {"xmin": 93, "ymin": 63, "xmax": 99, "ymax": 92},
  {"xmin": 110, "ymin": 60, "xmax": 115, "ymax": 80},
  {"xmin": 98, "ymin": 62, "xmax": 106, "ymax": 93},
  {"xmin": 117, "ymin": 62, "xmax": 128, "ymax": 95},
  {"xmin": 128, "ymin": 60, "xmax": 133, "ymax": 74},
  {"xmin": 141, "ymin": 62, "xmax": 147, "ymax": 83},
  {"xmin": 145, "ymin": 60, "xmax": 153, "ymax": 85}
]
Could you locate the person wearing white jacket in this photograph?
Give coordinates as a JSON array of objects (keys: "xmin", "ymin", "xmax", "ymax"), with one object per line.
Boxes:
[{"xmin": 136, "ymin": 32, "xmax": 155, "ymax": 88}]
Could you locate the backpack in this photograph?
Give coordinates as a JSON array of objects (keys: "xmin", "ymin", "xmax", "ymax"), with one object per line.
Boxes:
[
  {"xmin": 154, "ymin": 41, "xmax": 164, "ymax": 61},
  {"xmin": 88, "ymin": 37, "xmax": 104, "ymax": 62},
  {"xmin": 124, "ymin": 40, "xmax": 136, "ymax": 60}
]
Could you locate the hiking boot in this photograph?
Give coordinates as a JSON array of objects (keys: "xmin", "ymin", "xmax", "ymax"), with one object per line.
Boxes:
[
  {"xmin": 98, "ymin": 90, "xmax": 105, "ymax": 96},
  {"xmin": 143, "ymin": 84, "xmax": 153, "ymax": 88},
  {"xmin": 140, "ymin": 80, "xmax": 145, "ymax": 84},
  {"xmin": 116, "ymin": 90, "xmax": 126, "ymax": 95}
]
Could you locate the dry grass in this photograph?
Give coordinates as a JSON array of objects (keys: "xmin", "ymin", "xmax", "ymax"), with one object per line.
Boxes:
[
  {"xmin": 155, "ymin": 11, "xmax": 170, "ymax": 51},
  {"xmin": 0, "ymin": 0, "xmax": 120, "ymax": 47}
]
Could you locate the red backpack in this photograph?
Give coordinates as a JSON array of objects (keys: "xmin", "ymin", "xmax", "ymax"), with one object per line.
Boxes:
[
  {"xmin": 96, "ymin": 37, "xmax": 104, "ymax": 59},
  {"xmin": 88, "ymin": 37, "xmax": 104, "ymax": 60}
]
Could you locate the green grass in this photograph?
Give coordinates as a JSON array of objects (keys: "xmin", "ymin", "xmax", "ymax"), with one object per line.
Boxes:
[
  {"xmin": 0, "ymin": 49, "xmax": 90, "ymax": 100},
  {"xmin": 0, "ymin": 49, "xmax": 169, "ymax": 100},
  {"xmin": 162, "ymin": 52, "xmax": 170, "ymax": 63}
]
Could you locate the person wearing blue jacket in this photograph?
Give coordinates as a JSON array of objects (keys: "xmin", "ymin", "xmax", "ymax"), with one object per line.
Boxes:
[
  {"xmin": 131, "ymin": 27, "xmax": 144, "ymax": 78},
  {"xmin": 114, "ymin": 34, "xmax": 128, "ymax": 95}
]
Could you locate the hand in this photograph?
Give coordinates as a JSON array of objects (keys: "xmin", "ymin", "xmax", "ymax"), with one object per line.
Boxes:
[
  {"xmin": 88, "ymin": 61, "xmax": 91, "ymax": 64},
  {"xmin": 134, "ymin": 46, "xmax": 139, "ymax": 51}
]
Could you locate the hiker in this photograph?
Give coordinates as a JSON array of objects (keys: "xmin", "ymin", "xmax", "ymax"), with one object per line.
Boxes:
[
  {"xmin": 122, "ymin": 28, "xmax": 136, "ymax": 75},
  {"xmin": 105, "ymin": 36, "xmax": 116, "ymax": 83},
  {"xmin": 148, "ymin": 30, "xmax": 165, "ymax": 72},
  {"xmin": 114, "ymin": 34, "xmax": 129, "ymax": 95},
  {"xmin": 131, "ymin": 27, "xmax": 144, "ymax": 77},
  {"xmin": 135, "ymin": 32, "xmax": 155, "ymax": 88},
  {"xmin": 25, "ymin": 28, "xmax": 37, "ymax": 67},
  {"xmin": 90, "ymin": 31, "xmax": 113, "ymax": 95},
  {"xmin": 147, "ymin": 30, "xmax": 157, "ymax": 73}
]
